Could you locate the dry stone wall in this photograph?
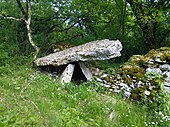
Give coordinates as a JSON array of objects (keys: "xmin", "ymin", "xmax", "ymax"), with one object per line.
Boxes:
[{"xmin": 94, "ymin": 47, "xmax": 170, "ymax": 100}]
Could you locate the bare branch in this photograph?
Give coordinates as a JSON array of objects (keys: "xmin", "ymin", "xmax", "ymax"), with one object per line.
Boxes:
[
  {"xmin": 0, "ymin": 14, "xmax": 22, "ymax": 21},
  {"xmin": 59, "ymin": 18, "xmax": 83, "ymax": 33}
]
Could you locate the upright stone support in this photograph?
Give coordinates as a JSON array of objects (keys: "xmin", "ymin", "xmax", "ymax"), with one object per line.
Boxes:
[
  {"xmin": 79, "ymin": 62, "xmax": 92, "ymax": 81},
  {"xmin": 60, "ymin": 64, "xmax": 75, "ymax": 84}
]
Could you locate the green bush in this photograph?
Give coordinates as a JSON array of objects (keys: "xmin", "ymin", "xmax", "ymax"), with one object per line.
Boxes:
[
  {"xmin": 0, "ymin": 44, "xmax": 9, "ymax": 66},
  {"xmin": 142, "ymin": 72, "xmax": 170, "ymax": 126}
]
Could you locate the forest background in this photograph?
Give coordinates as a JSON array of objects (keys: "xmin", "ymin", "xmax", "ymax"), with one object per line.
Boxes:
[{"xmin": 0, "ymin": 0, "xmax": 169, "ymax": 61}]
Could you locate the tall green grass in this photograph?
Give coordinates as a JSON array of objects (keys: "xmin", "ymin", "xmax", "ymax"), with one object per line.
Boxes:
[{"xmin": 1, "ymin": 58, "xmax": 169, "ymax": 127}]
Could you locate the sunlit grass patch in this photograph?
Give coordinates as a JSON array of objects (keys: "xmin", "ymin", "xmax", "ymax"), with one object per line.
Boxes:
[{"xmin": 1, "ymin": 62, "xmax": 169, "ymax": 126}]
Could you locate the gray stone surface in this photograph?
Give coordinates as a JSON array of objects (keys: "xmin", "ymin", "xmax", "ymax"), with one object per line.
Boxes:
[
  {"xmin": 160, "ymin": 64, "xmax": 170, "ymax": 71},
  {"xmin": 35, "ymin": 39, "xmax": 122, "ymax": 67},
  {"xmin": 146, "ymin": 68, "xmax": 162, "ymax": 74},
  {"xmin": 155, "ymin": 57, "xmax": 167, "ymax": 63},
  {"xmin": 60, "ymin": 64, "xmax": 75, "ymax": 84},
  {"xmin": 79, "ymin": 62, "xmax": 92, "ymax": 81}
]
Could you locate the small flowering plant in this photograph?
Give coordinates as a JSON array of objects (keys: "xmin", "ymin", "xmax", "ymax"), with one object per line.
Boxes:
[{"xmin": 143, "ymin": 72, "xmax": 170, "ymax": 126}]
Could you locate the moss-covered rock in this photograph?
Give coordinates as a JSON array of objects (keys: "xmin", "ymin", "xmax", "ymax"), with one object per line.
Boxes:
[
  {"xmin": 98, "ymin": 47, "xmax": 170, "ymax": 100},
  {"xmin": 122, "ymin": 64, "xmax": 145, "ymax": 80}
]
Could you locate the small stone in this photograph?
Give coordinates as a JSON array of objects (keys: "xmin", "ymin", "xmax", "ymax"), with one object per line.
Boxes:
[
  {"xmin": 124, "ymin": 91, "xmax": 131, "ymax": 97},
  {"xmin": 109, "ymin": 89, "xmax": 113, "ymax": 91},
  {"xmin": 155, "ymin": 57, "xmax": 166, "ymax": 63},
  {"xmin": 159, "ymin": 64, "xmax": 170, "ymax": 71},
  {"xmin": 53, "ymin": 48, "xmax": 60, "ymax": 52},
  {"xmin": 130, "ymin": 83, "xmax": 135, "ymax": 88},
  {"xmin": 114, "ymin": 89, "xmax": 120, "ymax": 93},
  {"xmin": 110, "ymin": 85, "xmax": 116, "ymax": 89},
  {"xmin": 103, "ymin": 84, "xmax": 111, "ymax": 88},
  {"xmin": 119, "ymin": 82, "xmax": 128, "ymax": 87},
  {"xmin": 132, "ymin": 76, "xmax": 137, "ymax": 79},
  {"xmin": 147, "ymin": 59, "xmax": 154, "ymax": 64},
  {"xmin": 166, "ymin": 76, "xmax": 170, "ymax": 82},
  {"xmin": 133, "ymin": 80, "xmax": 137, "ymax": 82},
  {"xmin": 100, "ymin": 74, "xmax": 108, "ymax": 79},
  {"xmin": 146, "ymin": 68, "xmax": 162, "ymax": 74},
  {"xmin": 127, "ymin": 75, "xmax": 131, "ymax": 78},
  {"xmin": 165, "ymin": 71, "xmax": 170, "ymax": 77},
  {"xmin": 137, "ymin": 81, "xmax": 144, "ymax": 87},
  {"xmin": 164, "ymin": 82, "xmax": 170, "ymax": 87},
  {"xmin": 96, "ymin": 78, "xmax": 103, "ymax": 82},
  {"xmin": 103, "ymin": 80, "xmax": 107, "ymax": 84}
]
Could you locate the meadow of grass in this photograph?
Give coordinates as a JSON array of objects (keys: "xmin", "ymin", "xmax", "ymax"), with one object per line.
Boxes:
[{"xmin": 0, "ymin": 57, "xmax": 169, "ymax": 127}]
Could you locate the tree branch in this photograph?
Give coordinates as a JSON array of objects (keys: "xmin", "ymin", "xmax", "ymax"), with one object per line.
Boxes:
[
  {"xmin": 48, "ymin": 18, "xmax": 83, "ymax": 34},
  {"xmin": 16, "ymin": 0, "xmax": 26, "ymax": 17},
  {"xmin": 59, "ymin": 19, "xmax": 82, "ymax": 33},
  {"xmin": 47, "ymin": 17, "xmax": 70, "ymax": 33},
  {"xmin": 0, "ymin": 14, "xmax": 22, "ymax": 21},
  {"xmin": 16, "ymin": 0, "xmax": 40, "ymax": 61}
]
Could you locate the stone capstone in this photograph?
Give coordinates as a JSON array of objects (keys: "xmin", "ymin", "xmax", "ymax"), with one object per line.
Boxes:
[{"xmin": 35, "ymin": 39, "xmax": 122, "ymax": 67}]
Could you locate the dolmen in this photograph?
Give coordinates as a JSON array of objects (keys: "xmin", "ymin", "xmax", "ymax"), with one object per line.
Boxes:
[{"xmin": 34, "ymin": 39, "xmax": 122, "ymax": 84}]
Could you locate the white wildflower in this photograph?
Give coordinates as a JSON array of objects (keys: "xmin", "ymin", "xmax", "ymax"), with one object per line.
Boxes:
[{"xmin": 144, "ymin": 90, "xmax": 150, "ymax": 96}]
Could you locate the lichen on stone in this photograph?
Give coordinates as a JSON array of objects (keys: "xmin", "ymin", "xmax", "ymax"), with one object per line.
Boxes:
[{"xmin": 101, "ymin": 47, "xmax": 170, "ymax": 101}]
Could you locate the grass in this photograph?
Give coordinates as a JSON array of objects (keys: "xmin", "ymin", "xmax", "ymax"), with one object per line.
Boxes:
[{"xmin": 0, "ymin": 57, "xmax": 168, "ymax": 127}]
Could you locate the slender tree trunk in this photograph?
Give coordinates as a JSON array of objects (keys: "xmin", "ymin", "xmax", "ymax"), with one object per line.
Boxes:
[
  {"xmin": 121, "ymin": 0, "xmax": 127, "ymax": 35},
  {"xmin": 16, "ymin": 0, "xmax": 40, "ymax": 61},
  {"xmin": 25, "ymin": 1, "xmax": 39, "ymax": 60}
]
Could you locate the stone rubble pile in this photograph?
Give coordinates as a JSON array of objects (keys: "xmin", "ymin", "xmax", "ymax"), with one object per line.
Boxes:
[{"xmin": 92, "ymin": 47, "xmax": 170, "ymax": 100}]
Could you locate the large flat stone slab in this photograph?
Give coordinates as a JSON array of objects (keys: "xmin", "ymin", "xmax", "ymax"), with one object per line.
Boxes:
[{"xmin": 34, "ymin": 39, "xmax": 122, "ymax": 67}]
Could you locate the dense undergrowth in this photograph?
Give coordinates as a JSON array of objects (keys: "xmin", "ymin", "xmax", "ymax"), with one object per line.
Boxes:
[{"xmin": 0, "ymin": 56, "xmax": 170, "ymax": 127}]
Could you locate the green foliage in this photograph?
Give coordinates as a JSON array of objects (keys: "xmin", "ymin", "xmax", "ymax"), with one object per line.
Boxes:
[
  {"xmin": 126, "ymin": 0, "xmax": 170, "ymax": 50},
  {"xmin": 0, "ymin": 0, "xmax": 169, "ymax": 61},
  {"xmin": 142, "ymin": 72, "xmax": 170, "ymax": 127},
  {"xmin": 113, "ymin": 97, "xmax": 146, "ymax": 127},
  {"xmin": 145, "ymin": 91, "xmax": 170, "ymax": 127},
  {"xmin": 0, "ymin": 44, "xmax": 9, "ymax": 66}
]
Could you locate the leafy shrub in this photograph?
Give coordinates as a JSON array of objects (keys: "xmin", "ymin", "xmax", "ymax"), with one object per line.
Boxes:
[
  {"xmin": 142, "ymin": 72, "xmax": 170, "ymax": 126},
  {"xmin": 0, "ymin": 44, "xmax": 9, "ymax": 66},
  {"xmin": 144, "ymin": 91, "xmax": 170, "ymax": 127}
]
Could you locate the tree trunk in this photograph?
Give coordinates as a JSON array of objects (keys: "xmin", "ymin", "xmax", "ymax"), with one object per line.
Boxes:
[
  {"xmin": 25, "ymin": 0, "xmax": 39, "ymax": 61},
  {"xmin": 16, "ymin": 0, "xmax": 40, "ymax": 61}
]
